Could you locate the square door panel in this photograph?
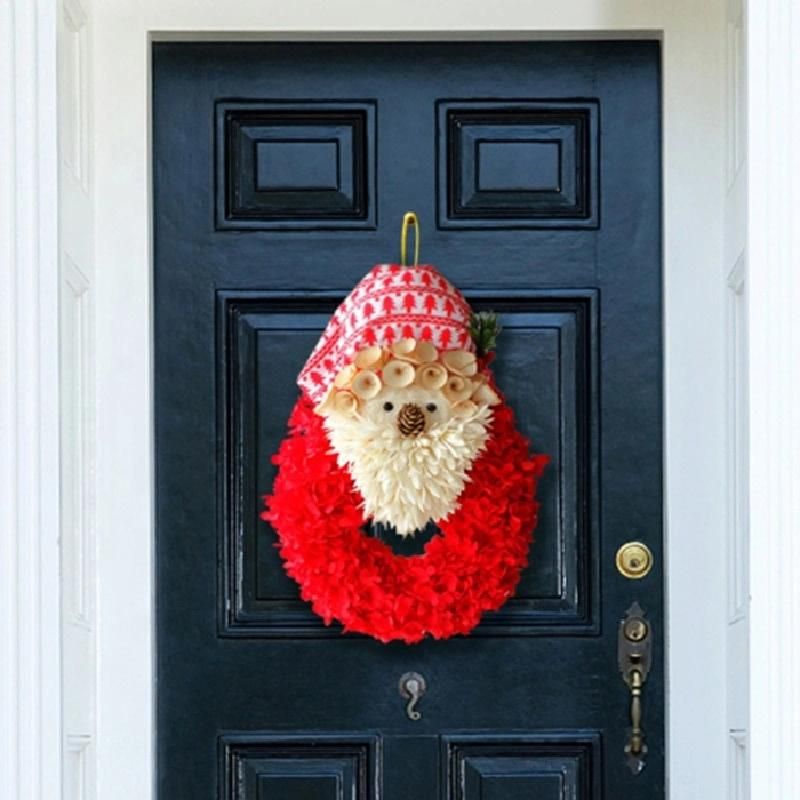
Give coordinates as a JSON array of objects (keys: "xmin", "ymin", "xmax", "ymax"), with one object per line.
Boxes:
[
  {"xmin": 437, "ymin": 100, "xmax": 599, "ymax": 228},
  {"xmin": 221, "ymin": 735, "xmax": 377, "ymax": 800},
  {"xmin": 443, "ymin": 734, "xmax": 600, "ymax": 800},
  {"xmin": 218, "ymin": 290, "xmax": 598, "ymax": 637},
  {"xmin": 216, "ymin": 101, "xmax": 376, "ymax": 230}
]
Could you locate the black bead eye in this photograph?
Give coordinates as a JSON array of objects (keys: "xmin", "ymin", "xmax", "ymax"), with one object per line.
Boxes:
[
  {"xmin": 425, "ymin": 403, "xmax": 437, "ymax": 413},
  {"xmin": 383, "ymin": 401, "xmax": 394, "ymax": 412}
]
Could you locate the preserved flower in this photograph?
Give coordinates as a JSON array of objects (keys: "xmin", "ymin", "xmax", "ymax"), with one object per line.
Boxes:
[
  {"xmin": 354, "ymin": 346, "xmax": 385, "ymax": 370},
  {"xmin": 443, "ymin": 374, "xmax": 474, "ymax": 403},
  {"xmin": 441, "ymin": 349, "xmax": 478, "ymax": 377},
  {"xmin": 351, "ymin": 370, "xmax": 382, "ymax": 400},
  {"xmin": 415, "ymin": 363, "xmax": 448, "ymax": 391},
  {"xmin": 333, "ymin": 390, "xmax": 360, "ymax": 415},
  {"xmin": 382, "ymin": 359, "xmax": 415, "ymax": 388}
]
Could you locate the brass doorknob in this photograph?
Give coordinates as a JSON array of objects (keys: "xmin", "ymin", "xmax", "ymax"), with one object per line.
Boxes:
[{"xmin": 615, "ymin": 542, "xmax": 653, "ymax": 579}]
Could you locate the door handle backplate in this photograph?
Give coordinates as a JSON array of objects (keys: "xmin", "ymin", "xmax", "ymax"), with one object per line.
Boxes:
[{"xmin": 618, "ymin": 602, "xmax": 652, "ymax": 774}]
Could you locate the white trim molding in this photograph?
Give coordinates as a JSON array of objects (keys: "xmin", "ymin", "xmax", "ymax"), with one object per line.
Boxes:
[
  {"xmin": 58, "ymin": 0, "xmax": 98, "ymax": 797},
  {"xmin": 0, "ymin": 1, "xmax": 62, "ymax": 799},
  {"xmin": 12, "ymin": 0, "xmax": 800, "ymax": 798},
  {"xmin": 92, "ymin": 3, "xmax": 730, "ymax": 798},
  {"xmin": 724, "ymin": 0, "xmax": 750, "ymax": 796},
  {"xmin": 748, "ymin": 0, "xmax": 800, "ymax": 797}
]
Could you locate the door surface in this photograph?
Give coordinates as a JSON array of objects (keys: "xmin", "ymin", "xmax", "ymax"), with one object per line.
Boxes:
[{"xmin": 153, "ymin": 41, "xmax": 662, "ymax": 799}]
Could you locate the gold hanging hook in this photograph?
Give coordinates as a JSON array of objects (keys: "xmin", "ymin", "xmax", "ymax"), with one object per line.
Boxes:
[{"xmin": 400, "ymin": 211, "xmax": 420, "ymax": 266}]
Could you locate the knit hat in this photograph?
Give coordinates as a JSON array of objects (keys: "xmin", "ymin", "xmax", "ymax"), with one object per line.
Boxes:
[{"xmin": 298, "ymin": 264, "xmax": 474, "ymax": 405}]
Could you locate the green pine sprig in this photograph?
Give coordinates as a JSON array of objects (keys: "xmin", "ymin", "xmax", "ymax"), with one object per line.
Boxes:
[{"xmin": 469, "ymin": 311, "xmax": 502, "ymax": 357}]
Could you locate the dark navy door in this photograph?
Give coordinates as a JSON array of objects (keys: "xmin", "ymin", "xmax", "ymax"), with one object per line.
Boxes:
[{"xmin": 154, "ymin": 41, "xmax": 662, "ymax": 799}]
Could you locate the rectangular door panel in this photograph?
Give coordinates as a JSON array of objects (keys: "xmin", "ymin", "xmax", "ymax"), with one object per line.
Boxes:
[
  {"xmin": 220, "ymin": 291, "xmax": 598, "ymax": 636},
  {"xmin": 221, "ymin": 735, "xmax": 379, "ymax": 800},
  {"xmin": 216, "ymin": 101, "xmax": 377, "ymax": 230},
  {"xmin": 443, "ymin": 734, "xmax": 601, "ymax": 800},
  {"xmin": 437, "ymin": 100, "xmax": 599, "ymax": 228}
]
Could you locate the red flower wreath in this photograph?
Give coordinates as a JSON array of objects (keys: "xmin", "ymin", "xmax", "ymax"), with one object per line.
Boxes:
[{"xmin": 262, "ymin": 395, "xmax": 549, "ymax": 644}]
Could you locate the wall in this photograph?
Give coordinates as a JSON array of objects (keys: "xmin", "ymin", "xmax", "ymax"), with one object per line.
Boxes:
[
  {"xmin": 6, "ymin": 1, "xmax": 775, "ymax": 798},
  {"xmin": 724, "ymin": 0, "xmax": 750, "ymax": 797},
  {"xmin": 748, "ymin": 1, "xmax": 800, "ymax": 796},
  {"xmin": 91, "ymin": 3, "xmax": 729, "ymax": 798},
  {"xmin": 0, "ymin": 2, "xmax": 62, "ymax": 799}
]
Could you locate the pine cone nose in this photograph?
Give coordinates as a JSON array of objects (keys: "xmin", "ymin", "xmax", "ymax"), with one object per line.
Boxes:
[{"xmin": 397, "ymin": 403, "xmax": 426, "ymax": 438}]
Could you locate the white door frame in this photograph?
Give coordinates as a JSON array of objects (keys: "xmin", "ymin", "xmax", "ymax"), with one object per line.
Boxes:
[
  {"xmin": 1, "ymin": 2, "xmax": 61, "ymax": 799},
  {"xmin": 3, "ymin": 1, "xmax": 797, "ymax": 798}
]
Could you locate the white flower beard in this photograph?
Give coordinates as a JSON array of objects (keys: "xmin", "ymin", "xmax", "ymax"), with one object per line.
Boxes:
[{"xmin": 324, "ymin": 404, "xmax": 493, "ymax": 537}]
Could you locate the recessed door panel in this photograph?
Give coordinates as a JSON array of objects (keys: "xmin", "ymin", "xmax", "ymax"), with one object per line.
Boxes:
[
  {"xmin": 221, "ymin": 735, "xmax": 378, "ymax": 800},
  {"xmin": 220, "ymin": 292, "xmax": 598, "ymax": 636},
  {"xmin": 437, "ymin": 100, "xmax": 599, "ymax": 228},
  {"xmin": 444, "ymin": 735, "xmax": 600, "ymax": 800},
  {"xmin": 216, "ymin": 101, "xmax": 377, "ymax": 229}
]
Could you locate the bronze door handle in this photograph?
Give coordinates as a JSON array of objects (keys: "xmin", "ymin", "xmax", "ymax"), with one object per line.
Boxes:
[{"xmin": 618, "ymin": 603, "xmax": 652, "ymax": 774}]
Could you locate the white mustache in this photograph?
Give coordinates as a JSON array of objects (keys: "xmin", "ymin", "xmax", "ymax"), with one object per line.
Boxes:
[{"xmin": 323, "ymin": 405, "xmax": 493, "ymax": 537}]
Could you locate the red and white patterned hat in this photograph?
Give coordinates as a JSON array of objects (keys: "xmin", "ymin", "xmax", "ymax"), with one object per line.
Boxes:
[{"xmin": 298, "ymin": 264, "xmax": 475, "ymax": 405}]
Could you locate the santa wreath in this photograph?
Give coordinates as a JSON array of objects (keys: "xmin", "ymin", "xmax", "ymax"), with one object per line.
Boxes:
[{"xmin": 262, "ymin": 214, "xmax": 549, "ymax": 644}]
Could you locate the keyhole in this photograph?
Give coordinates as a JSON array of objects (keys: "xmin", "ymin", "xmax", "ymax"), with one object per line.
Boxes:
[{"xmin": 624, "ymin": 618, "xmax": 648, "ymax": 642}]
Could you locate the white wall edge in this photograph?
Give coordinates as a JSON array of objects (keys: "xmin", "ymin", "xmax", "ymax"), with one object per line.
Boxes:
[
  {"xmin": 2, "ymin": 0, "xmax": 760, "ymax": 797},
  {"xmin": 93, "ymin": 5, "xmax": 729, "ymax": 798},
  {"xmin": 0, "ymin": 1, "xmax": 63, "ymax": 799},
  {"xmin": 747, "ymin": 0, "xmax": 800, "ymax": 797}
]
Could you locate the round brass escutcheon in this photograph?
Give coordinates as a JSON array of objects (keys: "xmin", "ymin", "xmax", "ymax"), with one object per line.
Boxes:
[{"xmin": 615, "ymin": 541, "xmax": 653, "ymax": 580}]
